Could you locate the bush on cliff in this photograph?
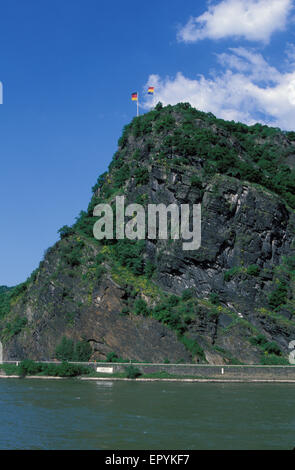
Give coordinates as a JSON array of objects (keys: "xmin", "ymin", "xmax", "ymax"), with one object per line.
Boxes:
[
  {"xmin": 268, "ymin": 281, "xmax": 288, "ymax": 310},
  {"xmin": 250, "ymin": 335, "xmax": 283, "ymax": 357},
  {"xmin": 55, "ymin": 336, "xmax": 75, "ymax": 361},
  {"xmin": 55, "ymin": 336, "xmax": 92, "ymax": 362},
  {"xmin": 133, "ymin": 298, "xmax": 150, "ymax": 317},
  {"xmin": 113, "ymin": 239, "xmax": 145, "ymax": 275},
  {"xmin": 260, "ymin": 355, "xmax": 289, "ymax": 365},
  {"xmin": 74, "ymin": 341, "xmax": 92, "ymax": 362}
]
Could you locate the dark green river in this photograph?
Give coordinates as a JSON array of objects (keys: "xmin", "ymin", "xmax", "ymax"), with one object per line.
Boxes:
[{"xmin": 0, "ymin": 379, "xmax": 294, "ymax": 450}]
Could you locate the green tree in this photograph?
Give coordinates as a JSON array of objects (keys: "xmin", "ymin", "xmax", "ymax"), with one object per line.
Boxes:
[
  {"xmin": 75, "ymin": 341, "xmax": 92, "ymax": 362},
  {"xmin": 55, "ymin": 336, "xmax": 75, "ymax": 361}
]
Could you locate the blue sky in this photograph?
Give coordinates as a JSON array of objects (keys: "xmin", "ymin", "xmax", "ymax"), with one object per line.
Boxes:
[{"xmin": 1, "ymin": 0, "xmax": 295, "ymax": 286}]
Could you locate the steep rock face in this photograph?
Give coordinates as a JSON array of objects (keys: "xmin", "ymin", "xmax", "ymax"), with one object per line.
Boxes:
[
  {"xmin": 1, "ymin": 103, "xmax": 294, "ymax": 364},
  {"xmin": 3, "ymin": 246, "xmax": 190, "ymax": 363},
  {"xmin": 154, "ymin": 175, "xmax": 293, "ymax": 312}
]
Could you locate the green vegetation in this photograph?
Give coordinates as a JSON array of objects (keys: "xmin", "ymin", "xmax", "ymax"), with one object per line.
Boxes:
[
  {"xmin": 260, "ymin": 355, "xmax": 289, "ymax": 365},
  {"xmin": 60, "ymin": 239, "xmax": 85, "ymax": 267},
  {"xmin": 0, "ymin": 274, "xmax": 42, "ymax": 338},
  {"xmin": 190, "ymin": 174, "xmax": 203, "ymax": 189},
  {"xmin": 0, "ymin": 286, "xmax": 10, "ymax": 294},
  {"xmin": 113, "ymin": 163, "xmax": 130, "ymax": 188},
  {"xmin": 118, "ymin": 282, "xmax": 206, "ymax": 361},
  {"xmin": 85, "ymin": 252, "xmax": 107, "ymax": 282},
  {"xmin": 119, "ymin": 102, "xmax": 295, "ymax": 209},
  {"xmin": 249, "ymin": 334, "xmax": 288, "ymax": 364},
  {"xmin": 133, "ymin": 167, "xmax": 149, "ymax": 186},
  {"xmin": 18, "ymin": 360, "xmax": 91, "ymax": 378},
  {"xmin": 3, "ymin": 316, "xmax": 28, "ymax": 339},
  {"xmin": 250, "ymin": 334, "xmax": 282, "ymax": 356},
  {"xmin": 268, "ymin": 281, "xmax": 288, "ymax": 310},
  {"xmin": 224, "ymin": 264, "xmax": 261, "ymax": 282},
  {"xmin": 224, "ymin": 267, "xmax": 241, "ymax": 282},
  {"xmin": 139, "ymin": 294, "xmax": 205, "ymax": 360},
  {"xmin": 181, "ymin": 289, "xmax": 195, "ymax": 301},
  {"xmin": 113, "ymin": 239, "xmax": 146, "ymax": 275},
  {"xmin": 75, "ymin": 341, "xmax": 93, "ymax": 362},
  {"xmin": 180, "ymin": 336, "xmax": 206, "ymax": 361},
  {"xmin": 105, "ymin": 352, "xmax": 130, "ymax": 363},
  {"xmin": 58, "ymin": 225, "xmax": 75, "ymax": 239},
  {"xmin": 209, "ymin": 293, "xmax": 220, "ymax": 305},
  {"xmin": 124, "ymin": 365, "xmax": 142, "ymax": 379},
  {"xmin": 247, "ymin": 265, "xmax": 261, "ymax": 277},
  {"xmin": 55, "ymin": 336, "xmax": 92, "ymax": 362},
  {"xmin": 0, "ymin": 363, "xmax": 19, "ymax": 375},
  {"xmin": 0, "ymin": 288, "xmax": 12, "ymax": 319},
  {"xmin": 152, "ymin": 295, "xmax": 192, "ymax": 335},
  {"xmin": 133, "ymin": 298, "xmax": 150, "ymax": 316}
]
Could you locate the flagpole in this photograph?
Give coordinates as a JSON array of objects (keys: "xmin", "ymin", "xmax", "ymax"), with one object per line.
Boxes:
[{"xmin": 137, "ymin": 93, "xmax": 139, "ymax": 117}]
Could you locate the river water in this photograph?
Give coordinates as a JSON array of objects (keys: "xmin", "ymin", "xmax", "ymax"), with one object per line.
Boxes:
[{"xmin": 0, "ymin": 378, "xmax": 294, "ymax": 450}]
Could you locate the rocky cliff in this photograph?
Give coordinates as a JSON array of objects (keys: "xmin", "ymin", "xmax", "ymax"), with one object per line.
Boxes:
[{"xmin": 1, "ymin": 103, "xmax": 294, "ymax": 364}]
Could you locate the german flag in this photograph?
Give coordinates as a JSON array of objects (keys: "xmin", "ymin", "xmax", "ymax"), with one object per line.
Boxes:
[
  {"xmin": 148, "ymin": 87, "xmax": 155, "ymax": 94},
  {"xmin": 131, "ymin": 92, "xmax": 138, "ymax": 101}
]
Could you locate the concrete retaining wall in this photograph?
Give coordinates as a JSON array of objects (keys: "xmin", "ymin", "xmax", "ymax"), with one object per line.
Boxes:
[
  {"xmin": 3, "ymin": 361, "xmax": 295, "ymax": 380},
  {"xmin": 105, "ymin": 363, "xmax": 295, "ymax": 380}
]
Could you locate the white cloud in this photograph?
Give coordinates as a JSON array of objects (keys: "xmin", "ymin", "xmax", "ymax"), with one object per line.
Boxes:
[
  {"xmin": 285, "ymin": 42, "xmax": 295, "ymax": 65},
  {"xmin": 178, "ymin": 0, "xmax": 293, "ymax": 43},
  {"xmin": 216, "ymin": 48, "xmax": 281, "ymax": 82},
  {"xmin": 143, "ymin": 48, "xmax": 295, "ymax": 130}
]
